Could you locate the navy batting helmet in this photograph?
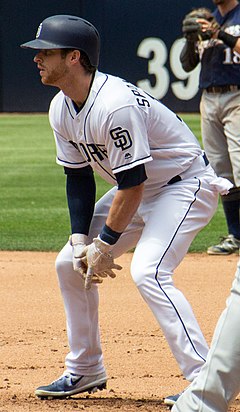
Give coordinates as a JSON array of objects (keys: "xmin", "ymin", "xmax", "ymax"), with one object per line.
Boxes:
[{"xmin": 20, "ymin": 15, "xmax": 100, "ymax": 67}]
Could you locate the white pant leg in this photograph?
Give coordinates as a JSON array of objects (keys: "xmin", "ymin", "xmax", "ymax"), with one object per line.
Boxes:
[
  {"xmin": 56, "ymin": 186, "xmax": 142, "ymax": 375},
  {"xmin": 131, "ymin": 175, "xmax": 218, "ymax": 381},
  {"xmin": 200, "ymin": 91, "xmax": 240, "ymax": 186},
  {"xmin": 172, "ymin": 259, "xmax": 240, "ymax": 412},
  {"xmin": 55, "ymin": 188, "xmax": 116, "ymax": 375},
  {"xmin": 56, "ymin": 243, "xmax": 105, "ymax": 376}
]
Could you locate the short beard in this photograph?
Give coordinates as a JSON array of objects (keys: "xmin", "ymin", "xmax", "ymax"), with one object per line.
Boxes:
[{"xmin": 41, "ymin": 64, "xmax": 69, "ymax": 87}]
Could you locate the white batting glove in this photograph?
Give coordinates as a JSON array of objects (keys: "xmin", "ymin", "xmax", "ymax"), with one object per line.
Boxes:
[
  {"xmin": 79, "ymin": 236, "xmax": 122, "ymax": 289},
  {"xmin": 69, "ymin": 233, "xmax": 88, "ymax": 275}
]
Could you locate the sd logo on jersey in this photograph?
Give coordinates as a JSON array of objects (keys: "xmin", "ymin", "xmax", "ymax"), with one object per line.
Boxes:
[{"xmin": 110, "ymin": 126, "xmax": 133, "ymax": 151}]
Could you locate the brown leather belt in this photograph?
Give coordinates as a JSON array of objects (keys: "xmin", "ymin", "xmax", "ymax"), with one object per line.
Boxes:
[{"xmin": 205, "ymin": 85, "xmax": 240, "ymax": 93}]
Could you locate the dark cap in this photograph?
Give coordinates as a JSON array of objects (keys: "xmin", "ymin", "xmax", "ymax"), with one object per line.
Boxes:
[{"xmin": 20, "ymin": 15, "xmax": 100, "ymax": 67}]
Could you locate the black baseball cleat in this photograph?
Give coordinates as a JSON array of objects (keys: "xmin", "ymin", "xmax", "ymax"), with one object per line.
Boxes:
[{"xmin": 35, "ymin": 371, "xmax": 107, "ymax": 399}]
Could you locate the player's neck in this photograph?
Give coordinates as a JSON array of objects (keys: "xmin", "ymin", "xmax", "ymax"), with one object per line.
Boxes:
[
  {"xmin": 218, "ymin": 0, "xmax": 238, "ymax": 16},
  {"xmin": 61, "ymin": 72, "xmax": 94, "ymax": 108}
]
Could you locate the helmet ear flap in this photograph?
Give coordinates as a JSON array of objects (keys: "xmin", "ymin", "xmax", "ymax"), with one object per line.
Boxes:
[{"xmin": 20, "ymin": 15, "xmax": 100, "ymax": 68}]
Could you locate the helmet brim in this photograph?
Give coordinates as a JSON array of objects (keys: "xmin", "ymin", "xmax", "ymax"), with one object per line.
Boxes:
[{"xmin": 20, "ymin": 39, "xmax": 65, "ymax": 49}]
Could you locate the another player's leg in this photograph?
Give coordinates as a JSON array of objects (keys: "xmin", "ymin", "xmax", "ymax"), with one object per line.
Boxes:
[
  {"xmin": 207, "ymin": 189, "xmax": 240, "ymax": 255},
  {"xmin": 172, "ymin": 259, "xmax": 240, "ymax": 412},
  {"xmin": 201, "ymin": 91, "xmax": 240, "ymax": 255}
]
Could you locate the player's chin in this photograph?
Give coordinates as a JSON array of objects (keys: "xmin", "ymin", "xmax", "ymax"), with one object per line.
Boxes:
[
  {"xmin": 40, "ymin": 76, "xmax": 51, "ymax": 86},
  {"xmin": 39, "ymin": 73, "xmax": 46, "ymax": 83}
]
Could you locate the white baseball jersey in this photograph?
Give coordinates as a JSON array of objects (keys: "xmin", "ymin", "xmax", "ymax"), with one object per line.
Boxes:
[{"xmin": 49, "ymin": 71, "xmax": 202, "ymax": 187}]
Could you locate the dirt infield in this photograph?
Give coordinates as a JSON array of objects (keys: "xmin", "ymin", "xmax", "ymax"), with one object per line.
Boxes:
[{"xmin": 0, "ymin": 251, "xmax": 239, "ymax": 412}]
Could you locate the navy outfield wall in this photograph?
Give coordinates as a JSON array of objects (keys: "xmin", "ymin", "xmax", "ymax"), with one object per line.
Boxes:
[{"xmin": 1, "ymin": 0, "xmax": 213, "ymax": 112}]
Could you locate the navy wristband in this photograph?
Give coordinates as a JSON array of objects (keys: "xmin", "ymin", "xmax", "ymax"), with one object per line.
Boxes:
[
  {"xmin": 100, "ymin": 224, "xmax": 122, "ymax": 245},
  {"xmin": 218, "ymin": 30, "xmax": 238, "ymax": 49}
]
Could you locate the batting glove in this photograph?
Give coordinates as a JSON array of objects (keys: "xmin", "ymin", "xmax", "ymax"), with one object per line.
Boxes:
[
  {"xmin": 70, "ymin": 233, "xmax": 88, "ymax": 275},
  {"xmin": 79, "ymin": 236, "xmax": 122, "ymax": 289}
]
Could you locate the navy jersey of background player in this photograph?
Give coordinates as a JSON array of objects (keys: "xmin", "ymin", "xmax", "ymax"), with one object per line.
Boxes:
[{"xmin": 199, "ymin": 3, "xmax": 240, "ymax": 88}]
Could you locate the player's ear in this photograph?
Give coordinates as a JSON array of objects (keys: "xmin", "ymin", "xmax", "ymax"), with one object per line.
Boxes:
[{"xmin": 69, "ymin": 50, "xmax": 81, "ymax": 64}]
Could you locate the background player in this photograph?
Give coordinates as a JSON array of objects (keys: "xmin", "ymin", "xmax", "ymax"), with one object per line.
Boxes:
[
  {"xmin": 21, "ymin": 15, "xmax": 232, "ymax": 401},
  {"xmin": 181, "ymin": 0, "xmax": 240, "ymax": 256},
  {"xmin": 172, "ymin": 256, "xmax": 240, "ymax": 412}
]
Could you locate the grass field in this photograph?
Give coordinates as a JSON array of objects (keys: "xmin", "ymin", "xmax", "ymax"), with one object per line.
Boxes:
[{"xmin": 0, "ymin": 113, "xmax": 227, "ymax": 252}]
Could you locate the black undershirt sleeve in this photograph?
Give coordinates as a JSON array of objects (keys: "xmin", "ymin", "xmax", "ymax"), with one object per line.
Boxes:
[
  {"xmin": 217, "ymin": 30, "xmax": 238, "ymax": 49},
  {"xmin": 180, "ymin": 41, "xmax": 200, "ymax": 72},
  {"xmin": 115, "ymin": 163, "xmax": 148, "ymax": 190},
  {"xmin": 64, "ymin": 165, "xmax": 96, "ymax": 235},
  {"xmin": 65, "ymin": 163, "xmax": 147, "ymax": 234}
]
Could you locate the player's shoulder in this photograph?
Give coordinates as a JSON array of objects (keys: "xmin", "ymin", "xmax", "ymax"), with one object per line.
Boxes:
[
  {"xmin": 50, "ymin": 90, "xmax": 65, "ymax": 109},
  {"xmin": 93, "ymin": 71, "xmax": 140, "ymax": 112},
  {"xmin": 49, "ymin": 90, "xmax": 65, "ymax": 113}
]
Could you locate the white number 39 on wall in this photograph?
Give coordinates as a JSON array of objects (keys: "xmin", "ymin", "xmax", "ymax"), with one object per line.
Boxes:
[{"xmin": 136, "ymin": 37, "xmax": 200, "ymax": 101}]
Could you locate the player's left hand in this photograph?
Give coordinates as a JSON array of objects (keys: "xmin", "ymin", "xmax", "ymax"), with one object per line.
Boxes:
[
  {"xmin": 182, "ymin": 8, "xmax": 220, "ymax": 42},
  {"xmin": 79, "ymin": 236, "xmax": 122, "ymax": 289},
  {"xmin": 70, "ymin": 233, "xmax": 88, "ymax": 275},
  {"xmin": 196, "ymin": 18, "xmax": 220, "ymax": 39}
]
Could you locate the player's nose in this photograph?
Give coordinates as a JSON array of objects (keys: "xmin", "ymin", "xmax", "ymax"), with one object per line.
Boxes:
[{"xmin": 33, "ymin": 52, "xmax": 43, "ymax": 63}]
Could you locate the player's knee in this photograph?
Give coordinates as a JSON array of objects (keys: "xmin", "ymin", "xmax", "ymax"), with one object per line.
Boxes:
[
  {"xmin": 56, "ymin": 257, "xmax": 85, "ymax": 292},
  {"xmin": 55, "ymin": 253, "xmax": 73, "ymax": 282},
  {"xmin": 55, "ymin": 249, "xmax": 86, "ymax": 292},
  {"xmin": 131, "ymin": 260, "xmax": 150, "ymax": 287},
  {"xmin": 131, "ymin": 258, "xmax": 173, "ymax": 293},
  {"xmin": 55, "ymin": 255, "xmax": 71, "ymax": 276}
]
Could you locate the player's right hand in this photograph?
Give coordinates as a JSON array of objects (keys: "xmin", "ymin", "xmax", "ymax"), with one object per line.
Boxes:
[{"xmin": 79, "ymin": 236, "xmax": 122, "ymax": 289}]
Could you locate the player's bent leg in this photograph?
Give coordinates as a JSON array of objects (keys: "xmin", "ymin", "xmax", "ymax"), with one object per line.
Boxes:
[
  {"xmin": 52, "ymin": 186, "xmax": 131, "ymax": 378},
  {"xmin": 131, "ymin": 244, "xmax": 208, "ymax": 382},
  {"xmin": 131, "ymin": 177, "xmax": 219, "ymax": 381},
  {"xmin": 55, "ymin": 243, "xmax": 105, "ymax": 376},
  {"xmin": 35, "ymin": 244, "xmax": 107, "ymax": 399}
]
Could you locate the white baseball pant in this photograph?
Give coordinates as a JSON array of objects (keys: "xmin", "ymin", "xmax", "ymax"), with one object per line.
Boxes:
[{"xmin": 56, "ymin": 161, "xmax": 226, "ymax": 381}]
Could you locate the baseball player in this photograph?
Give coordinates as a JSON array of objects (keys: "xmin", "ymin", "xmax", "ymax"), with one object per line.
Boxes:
[
  {"xmin": 21, "ymin": 15, "xmax": 232, "ymax": 400},
  {"xmin": 172, "ymin": 257, "xmax": 240, "ymax": 412},
  {"xmin": 181, "ymin": 0, "xmax": 240, "ymax": 256}
]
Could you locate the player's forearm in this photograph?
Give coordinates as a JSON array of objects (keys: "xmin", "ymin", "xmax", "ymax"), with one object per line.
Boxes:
[
  {"xmin": 180, "ymin": 41, "xmax": 199, "ymax": 72},
  {"xmin": 202, "ymin": 20, "xmax": 240, "ymax": 52},
  {"xmin": 105, "ymin": 183, "xmax": 144, "ymax": 233},
  {"xmin": 65, "ymin": 167, "xmax": 96, "ymax": 235},
  {"xmin": 217, "ymin": 30, "xmax": 239, "ymax": 50}
]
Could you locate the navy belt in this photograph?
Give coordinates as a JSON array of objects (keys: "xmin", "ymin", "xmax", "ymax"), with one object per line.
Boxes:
[
  {"xmin": 167, "ymin": 175, "xmax": 182, "ymax": 185},
  {"xmin": 168, "ymin": 153, "xmax": 209, "ymax": 185},
  {"xmin": 202, "ymin": 152, "xmax": 209, "ymax": 166}
]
